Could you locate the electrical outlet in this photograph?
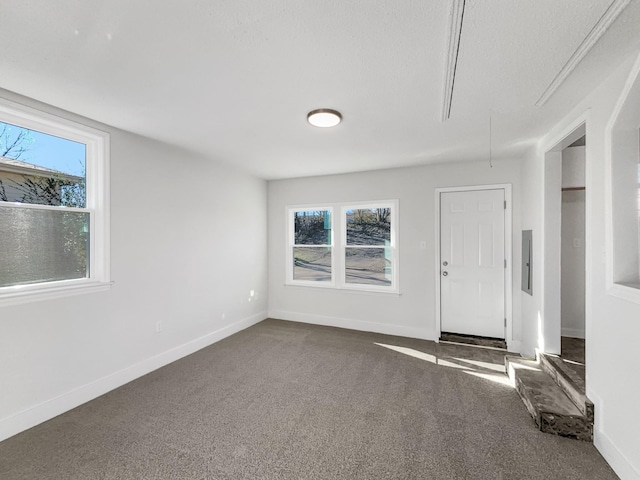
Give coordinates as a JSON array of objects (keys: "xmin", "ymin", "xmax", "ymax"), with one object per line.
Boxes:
[{"xmin": 155, "ymin": 321, "xmax": 163, "ymax": 333}]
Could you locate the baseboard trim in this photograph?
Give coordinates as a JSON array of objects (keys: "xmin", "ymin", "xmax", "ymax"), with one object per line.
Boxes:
[
  {"xmin": 595, "ymin": 427, "xmax": 640, "ymax": 480},
  {"xmin": 0, "ymin": 311, "xmax": 266, "ymax": 443},
  {"xmin": 268, "ymin": 310, "xmax": 437, "ymax": 341},
  {"xmin": 561, "ymin": 328, "xmax": 585, "ymax": 339}
]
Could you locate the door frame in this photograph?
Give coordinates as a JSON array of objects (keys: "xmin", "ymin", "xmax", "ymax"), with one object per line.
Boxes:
[
  {"xmin": 540, "ymin": 118, "xmax": 587, "ymax": 355},
  {"xmin": 435, "ymin": 184, "xmax": 513, "ymax": 347}
]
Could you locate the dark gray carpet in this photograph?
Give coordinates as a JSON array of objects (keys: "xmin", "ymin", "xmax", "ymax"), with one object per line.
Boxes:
[{"xmin": 0, "ymin": 319, "xmax": 618, "ymax": 479}]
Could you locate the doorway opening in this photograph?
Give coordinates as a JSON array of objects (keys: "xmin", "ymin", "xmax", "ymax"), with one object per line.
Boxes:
[
  {"xmin": 542, "ymin": 122, "xmax": 587, "ymax": 378},
  {"xmin": 560, "ymin": 135, "xmax": 586, "ymax": 369}
]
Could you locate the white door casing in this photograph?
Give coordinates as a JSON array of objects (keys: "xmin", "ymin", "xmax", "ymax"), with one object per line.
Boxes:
[{"xmin": 440, "ymin": 188, "xmax": 506, "ymax": 339}]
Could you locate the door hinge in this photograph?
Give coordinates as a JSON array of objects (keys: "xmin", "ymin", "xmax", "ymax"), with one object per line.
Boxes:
[
  {"xmin": 504, "ymin": 200, "xmax": 507, "ymax": 209},
  {"xmin": 504, "ymin": 259, "xmax": 507, "ymax": 268},
  {"xmin": 504, "ymin": 318, "xmax": 507, "ymax": 327}
]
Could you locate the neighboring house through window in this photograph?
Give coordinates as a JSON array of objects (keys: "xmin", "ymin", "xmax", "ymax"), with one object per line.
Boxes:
[
  {"xmin": 0, "ymin": 156, "xmax": 83, "ymax": 203},
  {"xmin": 0, "ymin": 98, "xmax": 110, "ymax": 305}
]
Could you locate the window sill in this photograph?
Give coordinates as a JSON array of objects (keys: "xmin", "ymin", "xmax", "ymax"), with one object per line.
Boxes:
[
  {"xmin": 284, "ymin": 282, "xmax": 401, "ymax": 297},
  {"xmin": 0, "ymin": 280, "xmax": 112, "ymax": 307},
  {"xmin": 607, "ymin": 282, "xmax": 640, "ymax": 305}
]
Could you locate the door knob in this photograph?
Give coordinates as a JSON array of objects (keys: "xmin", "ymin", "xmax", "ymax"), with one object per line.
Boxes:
[
  {"xmin": 443, "ymin": 261, "xmax": 448, "ymax": 266},
  {"xmin": 442, "ymin": 271, "xmax": 448, "ymax": 276}
]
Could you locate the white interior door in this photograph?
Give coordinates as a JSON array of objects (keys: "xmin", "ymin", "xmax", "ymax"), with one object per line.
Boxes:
[{"xmin": 440, "ymin": 189, "xmax": 505, "ymax": 339}]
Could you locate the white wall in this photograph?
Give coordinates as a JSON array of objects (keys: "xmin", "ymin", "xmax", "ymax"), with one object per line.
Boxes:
[
  {"xmin": 522, "ymin": 54, "xmax": 640, "ymax": 479},
  {"xmin": 561, "ymin": 190, "xmax": 586, "ymax": 338},
  {"xmin": 519, "ymin": 148, "xmax": 544, "ymax": 356},
  {"xmin": 268, "ymin": 159, "xmax": 523, "ymax": 348},
  {"xmin": 0, "ymin": 90, "xmax": 268, "ymax": 441},
  {"xmin": 562, "ymin": 146, "xmax": 587, "ymax": 188},
  {"xmin": 561, "ymin": 146, "xmax": 586, "ymax": 338}
]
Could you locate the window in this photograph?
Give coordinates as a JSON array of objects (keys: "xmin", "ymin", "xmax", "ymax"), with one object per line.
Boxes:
[
  {"xmin": 289, "ymin": 208, "xmax": 334, "ymax": 284},
  {"xmin": 608, "ymin": 65, "xmax": 640, "ymax": 293},
  {"xmin": 605, "ymin": 55, "xmax": 640, "ymax": 304},
  {"xmin": 344, "ymin": 205, "xmax": 393, "ymax": 287},
  {"xmin": 0, "ymin": 98, "xmax": 110, "ymax": 305},
  {"xmin": 610, "ymin": 125, "xmax": 640, "ymax": 289},
  {"xmin": 287, "ymin": 200, "xmax": 398, "ymax": 292}
]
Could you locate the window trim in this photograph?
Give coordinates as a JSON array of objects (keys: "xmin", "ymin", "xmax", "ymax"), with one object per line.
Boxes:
[
  {"xmin": 286, "ymin": 200, "xmax": 399, "ymax": 294},
  {"xmin": 604, "ymin": 52, "xmax": 640, "ymax": 304},
  {"xmin": 0, "ymin": 97, "xmax": 111, "ymax": 306}
]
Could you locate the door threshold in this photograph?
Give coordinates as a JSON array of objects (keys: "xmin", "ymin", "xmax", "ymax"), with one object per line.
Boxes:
[{"xmin": 440, "ymin": 332, "xmax": 507, "ymax": 350}]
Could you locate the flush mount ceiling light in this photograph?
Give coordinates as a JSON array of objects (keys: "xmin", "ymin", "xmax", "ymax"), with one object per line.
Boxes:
[{"xmin": 307, "ymin": 108, "xmax": 342, "ymax": 128}]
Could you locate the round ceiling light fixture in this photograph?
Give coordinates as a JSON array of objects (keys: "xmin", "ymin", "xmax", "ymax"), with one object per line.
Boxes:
[{"xmin": 307, "ymin": 108, "xmax": 342, "ymax": 128}]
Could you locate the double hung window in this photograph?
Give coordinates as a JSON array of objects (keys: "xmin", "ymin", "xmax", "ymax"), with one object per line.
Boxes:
[
  {"xmin": 290, "ymin": 208, "xmax": 333, "ymax": 283},
  {"xmin": 344, "ymin": 205, "xmax": 393, "ymax": 287},
  {"xmin": 0, "ymin": 98, "xmax": 110, "ymax": 304},
  {"xmin": 287, "ymin": 200, "xmax": 398, "ymax": 293}
]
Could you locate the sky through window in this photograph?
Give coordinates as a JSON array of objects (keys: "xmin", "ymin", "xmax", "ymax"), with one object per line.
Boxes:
[{"xmin": 0, "ymin": 121, "xmax": 86, "ymax": 176}]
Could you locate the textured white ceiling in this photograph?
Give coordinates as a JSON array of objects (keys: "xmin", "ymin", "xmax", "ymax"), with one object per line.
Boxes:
[{"xmin": 1, "ymin": 0, "xmax": 639, "ymax": 179}]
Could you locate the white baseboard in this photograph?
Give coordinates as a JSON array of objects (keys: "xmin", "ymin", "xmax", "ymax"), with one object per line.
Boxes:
[
  {"xmin": 561, "ymin": 327, "xmax": 585, "ymax": 338},
  {"xmin": 590, "ymin": 390, "xmax": 640, "ymax": 480},
  {"xmin": 595, "ymin": 428, "xmax": 640, "ymax": 480},
  {"xmin": 268, "ymin": 310, "xmax": 437, "ymax": 341},
  {"xmin": 0, "ymin": 311, "xmax": 266, "ymax": 443}
]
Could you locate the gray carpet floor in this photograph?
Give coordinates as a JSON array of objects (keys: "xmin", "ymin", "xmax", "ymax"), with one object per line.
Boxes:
[{"xmin": 0, "ymin": 319, "xmax": 618, "ymax": 479}]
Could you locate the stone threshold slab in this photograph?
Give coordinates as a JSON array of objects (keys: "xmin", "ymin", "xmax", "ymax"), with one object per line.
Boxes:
[{"xmin": 506, "ymin": 356, "xmax": 593, "ymax": 442}]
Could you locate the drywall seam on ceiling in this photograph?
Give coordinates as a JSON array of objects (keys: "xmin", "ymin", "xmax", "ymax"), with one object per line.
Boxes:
[
  {"xmin": 441, "ymin": 0, "xmax": 466, "ymax": 122},
  {"xmin": 535, "ymin": 0, "xmax": 631, "ymax": 107}
]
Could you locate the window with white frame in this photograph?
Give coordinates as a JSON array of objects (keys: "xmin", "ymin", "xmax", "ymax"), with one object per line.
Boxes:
[
  {"xmin": 289, "ymin": 207, "xmax": 334, "ymax": 284},
  {"xmin": 344, "ymin": 204, "xmax": 394, "ymax": 287},
  {"xmin": 610, "ymin": 111, "xmax": 640, "ymax": 290},
  {"xmin": 0, "ymin": 98, "xmax": 110, "ymax": 304},
  {"xmin": 287, "ymin": 200, "xmax": 398, "ymax": 292}
]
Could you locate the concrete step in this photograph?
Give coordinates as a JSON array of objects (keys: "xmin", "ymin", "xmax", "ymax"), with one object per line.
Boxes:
[
  {"xmin": 539, "ymin": 353, "xmax": 593, "ymax": 422},
  {"xmin": 439, "ymin": 332, "xmax": 507, "ymax": 350},
  {"xmin": 506, "ymin": 356, "xmax": 593, "ymax": 441}
]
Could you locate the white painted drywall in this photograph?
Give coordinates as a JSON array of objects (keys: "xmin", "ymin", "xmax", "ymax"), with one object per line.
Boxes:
[
  {"xmin": 0, "ymin": 89, "xmax": 268, "ymax": 441},
  {"xmin": 523, "ymin": 53, "xmax": 640, "ymax": 479},
  {"xmin": 561, "ymin": 147, "xmax": 586, "ymax": 339},
  {"xmin": 562, "ymin": 146, "xmax": 587, "ymax": 188},
  {"xmin": 544, "ymin": 150, "xmax": 564, "ymax": 355},
  {"xmin": 519, "ymin": 148, "xmax": 544, "ymax": 357},
  {"xmin": 561, "ymin": 189, "xmax": 586, "ymax": 339},
  {"xmin": 268, "ymin": 159, "xmax": 523, "ymax": 348}
]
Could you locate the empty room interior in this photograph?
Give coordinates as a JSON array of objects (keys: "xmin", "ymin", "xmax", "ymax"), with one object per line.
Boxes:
[{"xmin": 1, "ymin": 1, "xmax": 640, "ymax": 479}]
